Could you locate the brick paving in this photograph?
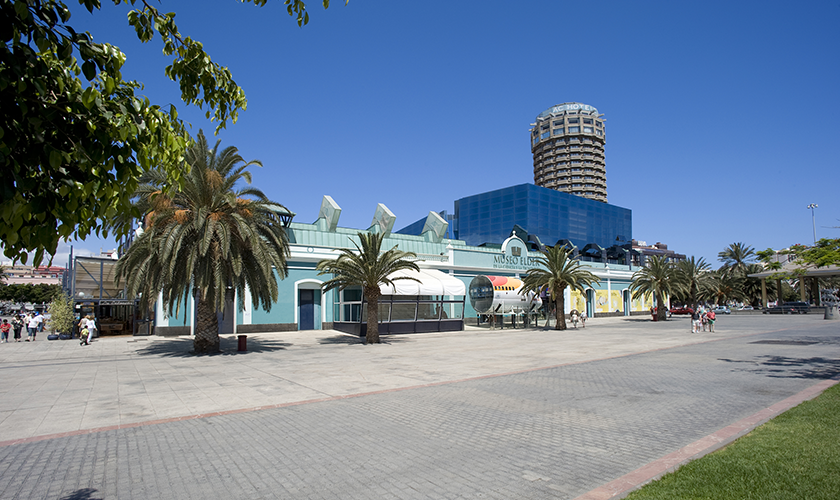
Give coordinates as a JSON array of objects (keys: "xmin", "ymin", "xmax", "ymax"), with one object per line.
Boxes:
[{"xmin": 0, "ymin": 315, "xmax": 837, "ymax": 499}]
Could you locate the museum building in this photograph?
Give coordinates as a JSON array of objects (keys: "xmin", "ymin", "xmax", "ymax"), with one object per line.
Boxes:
[{"xmin": 151, "ymin": 195, "xmax": 652, "ymax": 337}]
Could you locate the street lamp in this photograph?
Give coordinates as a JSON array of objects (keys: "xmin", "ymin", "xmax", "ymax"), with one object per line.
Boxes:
[{"xmin": 807, "ymin": 203, "xmax": 818, "ymax": 245}]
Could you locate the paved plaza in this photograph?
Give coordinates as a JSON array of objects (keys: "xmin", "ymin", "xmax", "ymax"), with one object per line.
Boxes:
[{"xmin": 0, "ymin": 314, "xmax": 838, "ymax": 499}]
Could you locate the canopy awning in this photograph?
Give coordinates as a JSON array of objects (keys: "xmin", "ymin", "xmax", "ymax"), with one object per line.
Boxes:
[
  {"xmin": 747, "ymin": 262, "xmax": 840, "ymax": 279},
  {"xmin": 379, "ymin": 269, "xmax": 466, "ymax": 296}
]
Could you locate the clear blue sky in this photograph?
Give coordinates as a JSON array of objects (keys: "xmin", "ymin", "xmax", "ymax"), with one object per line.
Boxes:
[{"xmin": 32, "ymin": 0, "xmax": 840, "ymax": 267}]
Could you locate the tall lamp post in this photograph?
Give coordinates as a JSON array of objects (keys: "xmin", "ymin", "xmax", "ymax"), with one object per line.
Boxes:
[{"xmin": 807, "ymin": 203, "xmax": 818, "ymax": 245}]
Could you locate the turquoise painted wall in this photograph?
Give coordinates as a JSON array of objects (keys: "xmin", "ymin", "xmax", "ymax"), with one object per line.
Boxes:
[{"xmin": 240, "ymin": 264, "xmax": 337, "ymax": 328}]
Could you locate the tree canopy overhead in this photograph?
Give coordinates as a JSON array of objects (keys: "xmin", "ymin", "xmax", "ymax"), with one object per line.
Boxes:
[{"xmin": 1, "ymin": 0, "xmax": 340, "ymax": 266}]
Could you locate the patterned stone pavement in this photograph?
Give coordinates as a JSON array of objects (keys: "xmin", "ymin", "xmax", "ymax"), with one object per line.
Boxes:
[{"xmin": 0, "ymin": 315, "xmax": 838, "ymax": 499}]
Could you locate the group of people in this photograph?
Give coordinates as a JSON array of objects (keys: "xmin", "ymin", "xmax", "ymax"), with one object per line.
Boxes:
[
  {"xmin": 690, "ymin": 306, "xmax": 716, "ymax": 333},
  {"xmin": 79, "ymin": 314, "xmax": 98, "ymax": 345},
  {"xmin": 569, "ymin": 309, "xmax": 586, "ymax": 328},
  {"xmin": 0, "ymin": 312, "xmax": 46, "ymax": 342},
  {"xmin": 0, "ymin": 312, "xmax": 98, "ymax": 344}
]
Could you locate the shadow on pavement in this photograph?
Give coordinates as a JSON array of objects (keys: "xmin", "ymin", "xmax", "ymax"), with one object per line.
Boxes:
[
  {"xmin": 318, "ymin": 334, "xmax": 410, "ymax": 345},
  {"xmin": 134, "ymin": 336, "xmax": 292, "ymax": 357},
  {"xmin": 719, "ymin": 356, "xmax": 840, "ymax": 379},
  {"xmin": 59, "ymin": 489, "xmax": 102, "ymax": 500}
]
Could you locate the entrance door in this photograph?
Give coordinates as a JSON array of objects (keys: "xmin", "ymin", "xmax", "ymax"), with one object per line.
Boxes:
[
  {"xmin": 216, "ymin": 290, "xmax": 235, "ymax": 335},
  {"xmin": 299, "ymin": 289, "xmax": 315, "ymax": 330}
]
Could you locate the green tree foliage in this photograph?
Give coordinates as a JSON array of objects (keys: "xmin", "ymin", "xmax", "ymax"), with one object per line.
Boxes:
[
  {"xmin": 790, "ymin": 238, "xmax": 840, "ymax": 268},
  {"xmin": 519, "ymin": 245, "xmax": 600, "ymax": 331},
  {"xmin": 1, "ymin": 0, "xmax": 339, "ymax": 266},
  {"xmin": 630, "ymin": 255, "xmax": 677, "ymax": 322},
  {"xmin": 115, "ymin": 131, "xmax": 291, "ymax": 353},
  {"xmin": 704, "ymin": 269, "xmax": 746, "ymax": 306},
  {"xmin": 673, "ymin": 256, "xmax": 710, "ymax": 308},
  {"xmin": 718, "ymin": 242, "xmax": 757, "ymax": 276},
  {"xmin": 316, "ymin": 232, "xmax": 419, "ymax": 344},
  {"xmin": 47, "ymin": 290, "xmax": 75, "ymax": 333},
  {"xmin": 0, "ymin": 283, "xmax": 61, "ymax": 303},
  {"xmin": 742, "ymin": 263, "xmax": 774, "ymax": 306},
  {"xmin": 756, "ymin": 247, "xmax": 783, "ymax": 271}
]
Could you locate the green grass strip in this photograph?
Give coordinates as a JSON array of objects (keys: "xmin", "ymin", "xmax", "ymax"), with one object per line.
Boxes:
[{"xmin": 625, "ymin": 382, "xmax": 840, "ymax": 500}]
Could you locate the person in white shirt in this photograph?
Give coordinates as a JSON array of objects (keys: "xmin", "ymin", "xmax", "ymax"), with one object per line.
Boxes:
[
  {"xmin": 85, "ymin": 315, "xmax": 97, "ymax": 344},
  {"xmin": 27, "ymin": 313, "xmax": 39, "ymax": 341}
]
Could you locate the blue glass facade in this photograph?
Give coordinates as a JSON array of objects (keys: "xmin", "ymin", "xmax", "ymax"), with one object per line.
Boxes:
[{"xmin": 453, "ymin": 184, "xmax": 631, "ymax": 249}]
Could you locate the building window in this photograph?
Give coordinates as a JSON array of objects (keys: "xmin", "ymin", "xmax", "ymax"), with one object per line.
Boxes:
[
  {"xmin": 568, "ymin": 118, "xmax": 579, "ymax": 124},
  {"xmin": 583, "ymin": 118, "xmax": 593, "ymax": 125},
  {"xmin": 583, "ymin": 126, "xmax": 593, "ymax": 133},
  {"xmin": 553, "ymin": 121, "xmax": 563, "ymax": 127},
  {"xmin": 596, "ymin": 121, "xmax": 603, "ymax": 128},
  {"xmin": 552, "ymin": 128, "xmax": 564, "ymax": 136},
  {"xmin": 596, "ymin": 130, "xmax": 603, "ymax": 136},
  {"xmin": 540, "ymin": 131, "xmax": 550, "ymax": 140},
  {"xmin": 541, "ymin": 124, "xmax": 549, "ymax": 131},
  {"xmin": 568, "ymin": 126, "xmax": 580, "ymax": 133}
]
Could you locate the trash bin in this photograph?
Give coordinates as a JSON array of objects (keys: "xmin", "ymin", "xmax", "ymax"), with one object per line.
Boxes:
[
  {"xmin": 825, "ymin": 305, "xmax": 839, "ymax": 320},
  {"xmin": 237, "ymin": 334, "xmax": 247, "ymax": 351}
]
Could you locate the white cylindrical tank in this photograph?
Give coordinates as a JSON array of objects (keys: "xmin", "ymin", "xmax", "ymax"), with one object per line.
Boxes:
[{"xmin": 469, "ymin": 275, "xmax": 542, "ymax": 314}]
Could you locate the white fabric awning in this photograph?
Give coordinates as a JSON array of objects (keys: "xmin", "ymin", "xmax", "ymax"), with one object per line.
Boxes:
[{"xmin": 379, "ymin": 269, "xmax": 466, "ymax": 296}]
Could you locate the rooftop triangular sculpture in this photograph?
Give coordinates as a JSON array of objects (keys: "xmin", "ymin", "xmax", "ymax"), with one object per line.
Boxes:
[
  {"xmin": 421, "ymin": 211, "xmax": 449, "ymax": 242},
  {"xmin": 315, "ymin": 195, "xmax": 341, "ymax": 232},
  {"xmin": 369, "ymin": 203, "xmax": 396, "ymax": 236}
]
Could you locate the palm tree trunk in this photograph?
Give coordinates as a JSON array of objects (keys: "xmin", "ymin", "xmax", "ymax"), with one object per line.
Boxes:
[
  {"xmin": 554, "ymin": 295, "xmax": 567, "ymax": 330},
  {"xmin": 656, "ymin": 291, "xmax": 667, "ymax": 321},
  {"xmin": 194, "ymin": 296, "xmax": 220, "ymax": 353},
  {"xmin": 364, "ymin": 287, "xmax": 381, "ymax": 344}
]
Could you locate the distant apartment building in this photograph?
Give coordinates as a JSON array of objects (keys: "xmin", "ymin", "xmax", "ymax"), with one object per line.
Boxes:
[
  {"xmin": 530, "ymin": 102, "xmax": 607, "ymax": 203},
  {"xmin": 2, "ymin": 264, "xmax": 65, "ymax": 285},
  {"xmin": 630, "ymin": 240, "xmax": 686, "ymax": 265}
]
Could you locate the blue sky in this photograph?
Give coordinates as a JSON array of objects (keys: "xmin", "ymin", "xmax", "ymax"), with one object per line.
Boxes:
[{"xmin": 24, "ymin": 0, "xmax": 840, "ymax": 267}]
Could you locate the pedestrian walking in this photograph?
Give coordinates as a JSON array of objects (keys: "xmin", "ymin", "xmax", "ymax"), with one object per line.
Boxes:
[
  {"xmin": 85, "ymin": 315, "xmax": 97, "ymax": 345},
  {"xmin": 0, "ymin": 319, "xmax": 10, "ymax": 342},
  {"xmin": 12, "ymin": 315, "xmax": 23, "ymax": 342},
  {"xmin": 690, "ymin": 309, "xmax": 701, "ymax": 334},
  {"xmin": 26, "ymin": 313, "xmax": 39, "ymax": 341},
  {"xmin": 570, "ymin": 309, "xmax": 580, "ymax": 328},
  {"xmin": 706, "ymin": 309, "xmax": 716, "ymax": 332}
]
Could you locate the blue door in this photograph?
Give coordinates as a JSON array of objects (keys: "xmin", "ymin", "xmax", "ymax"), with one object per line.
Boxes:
[{"xmin": 299, "ymin": 289, "xmax": 315, "ymax": 330}]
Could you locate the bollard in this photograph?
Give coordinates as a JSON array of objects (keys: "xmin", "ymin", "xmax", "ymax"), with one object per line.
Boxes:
[{"xmin": 237, "ymin": 334, "xmax": 247, "ymax": 351}]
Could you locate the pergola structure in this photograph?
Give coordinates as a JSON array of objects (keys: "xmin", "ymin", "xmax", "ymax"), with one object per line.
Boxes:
[{"xmin": 747, "ymin": 261, "xmax": 840, "ymax": 307}]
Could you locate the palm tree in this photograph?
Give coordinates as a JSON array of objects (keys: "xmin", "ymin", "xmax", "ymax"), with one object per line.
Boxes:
[
  {"xmin": 519, "ymin": 245, "xmax": 600, "ymax": 331},
  {"xmin": 674, "ymin": 256, "xmax": 710, "ymax": 309},
  {"xmin": 741, "ymin": 263, "xmax": 770, "ymax": 307},
  {"xmin": 718, "ymin": 242, "xmax": 756, "ymax": 276},
  {"xmin": 704, "ymin": 269, "xmax": 746, "ymax": 306},
  {"xmin": 316, "ymin": 232, "xmax": 419, "ymax": 344},
  {"xmin": 630, "ymin": 255, "xmax": 677, "ymax": 322},
  {"xmin": 116, "ymin": 130, "xmax": 291, "ymax": 353}
]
